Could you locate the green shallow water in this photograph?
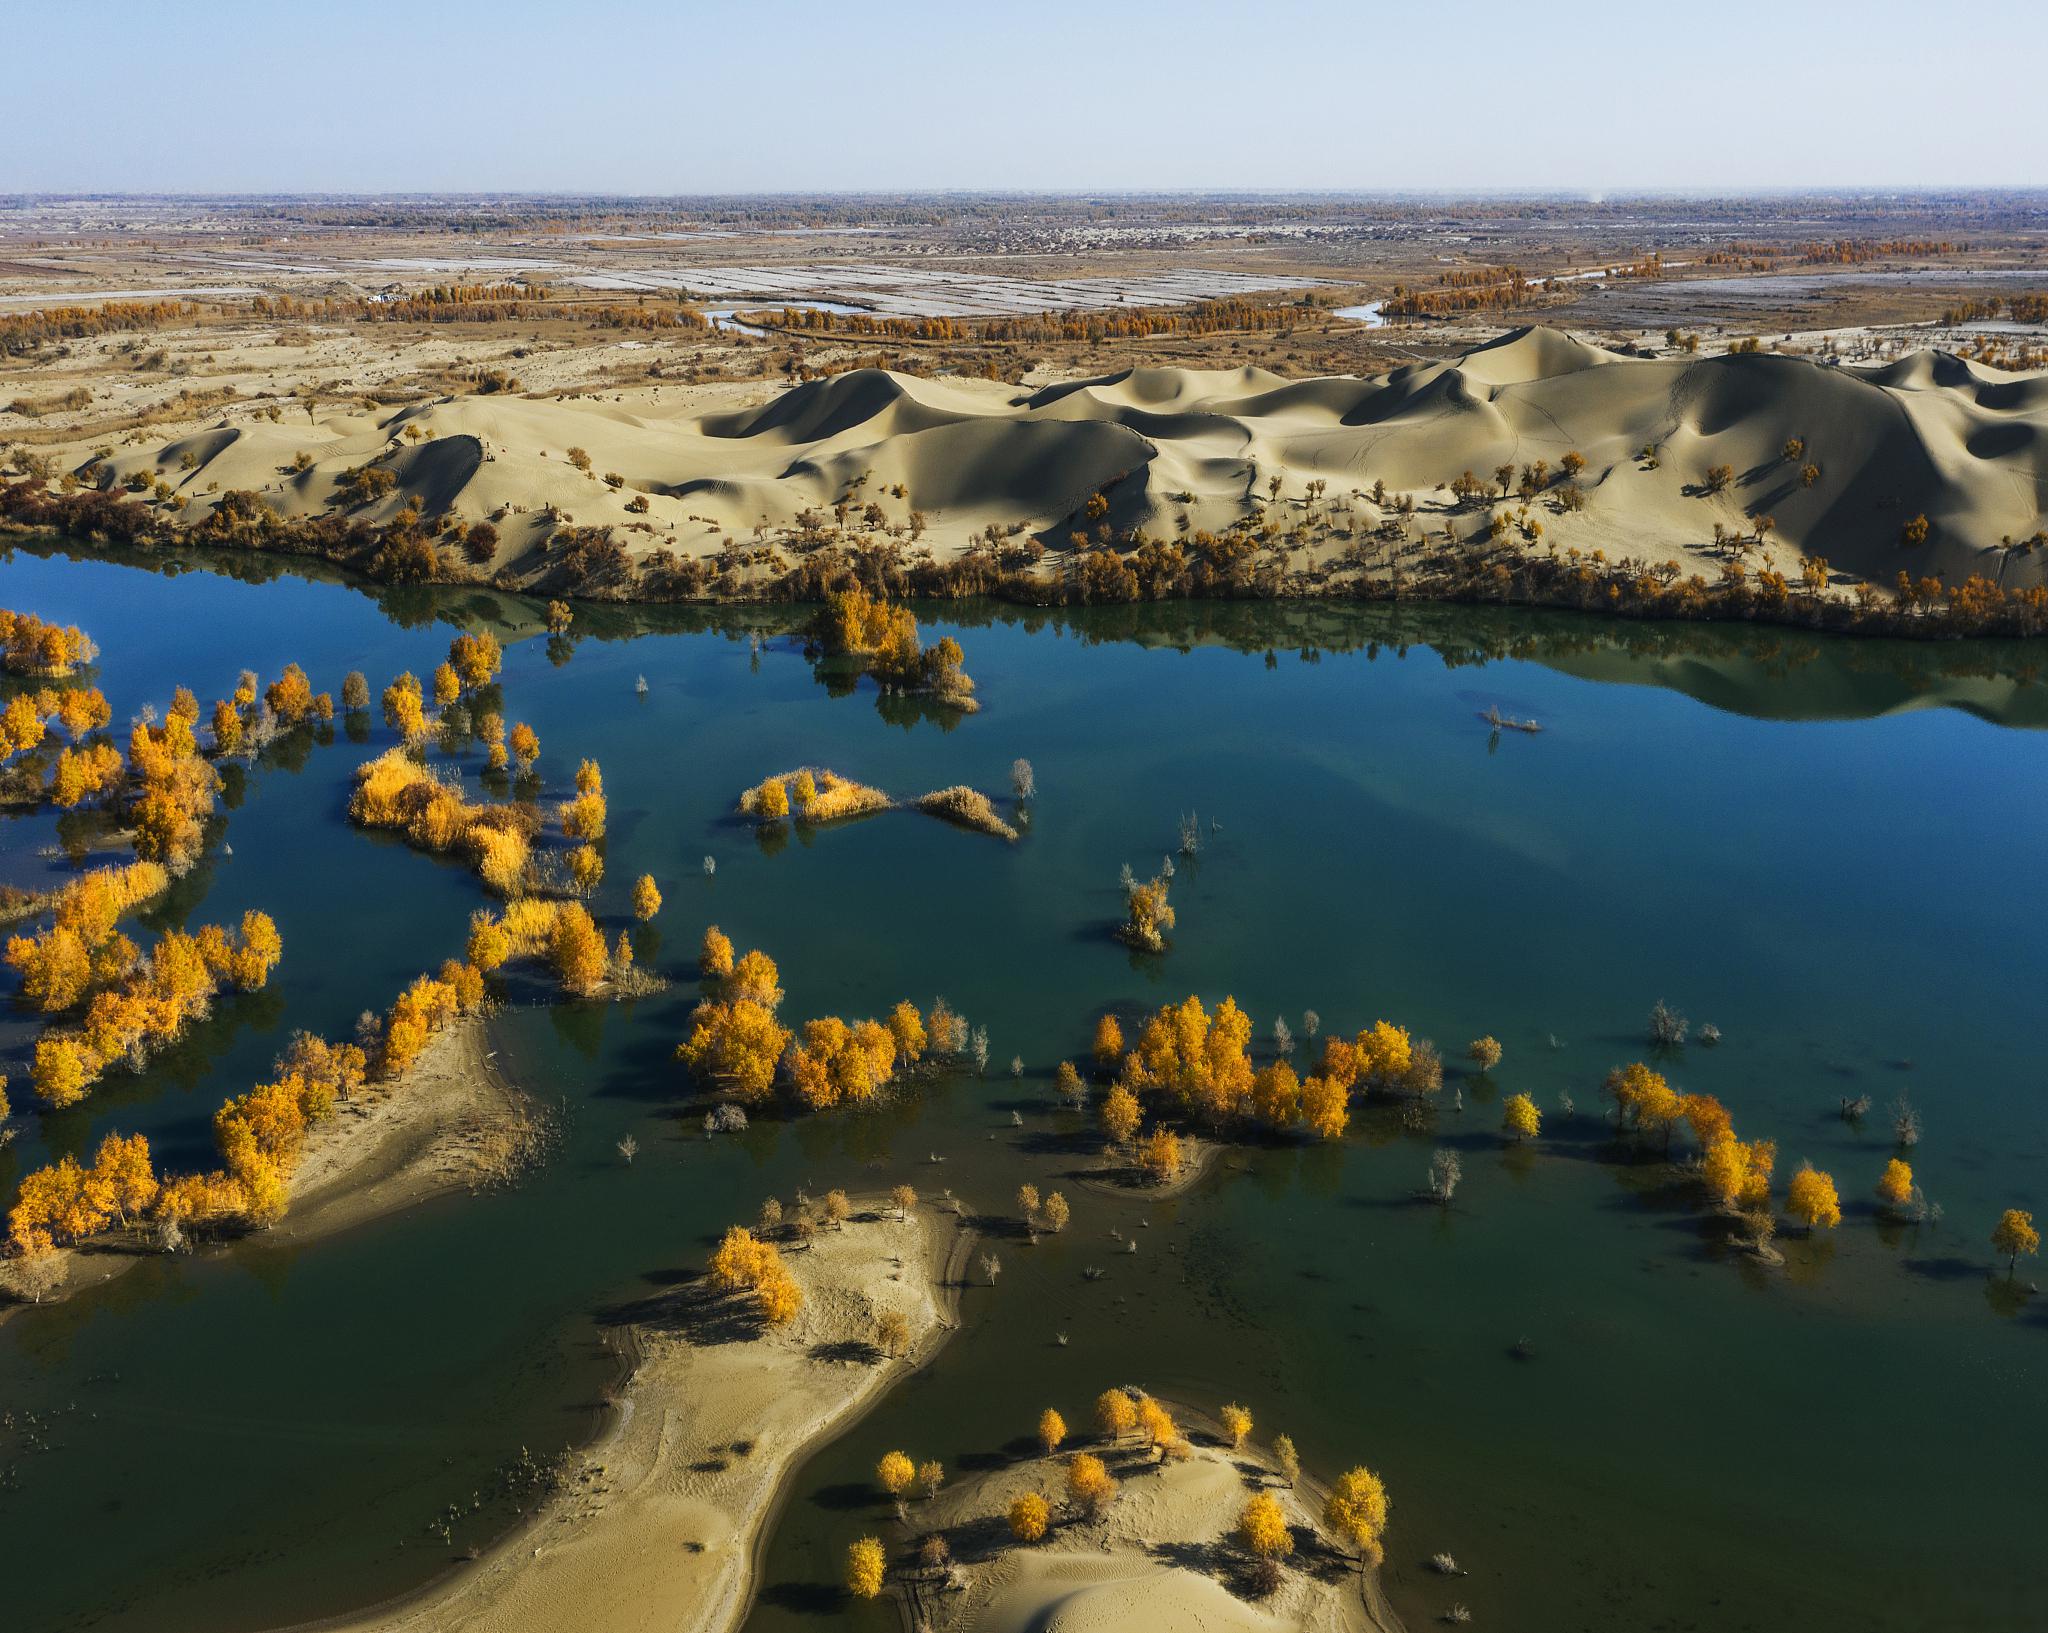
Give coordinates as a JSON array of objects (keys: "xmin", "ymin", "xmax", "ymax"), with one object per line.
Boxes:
[{"xmin": 1, "ymin": 539, "xmax": 2044, "ymax": 1633}]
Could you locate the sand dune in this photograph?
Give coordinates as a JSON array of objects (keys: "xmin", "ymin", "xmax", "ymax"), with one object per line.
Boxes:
[{"xmin": 100, "ymin": 327, "xmax": 2048, "ymax": 600}]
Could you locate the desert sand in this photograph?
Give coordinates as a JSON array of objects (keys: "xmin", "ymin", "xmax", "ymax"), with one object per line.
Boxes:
[
  {"xmin": 303, "ymin": 1198, "xmax": 966, "ymax": 1633},
  {"xmin": 0, "ymin": 1017, "xmax": 532, "ymax": 1316},
  {"xmin": 284, "ymin": 1017, "xmax": 540, "ymax": 1239},
  {"xmin": 911, "ymin": 1408, "xmax": 1396, "ymax": 1633},
  {"xmin": 62, "ymin": 326, "xmax": 2048, "ymax": 603}
]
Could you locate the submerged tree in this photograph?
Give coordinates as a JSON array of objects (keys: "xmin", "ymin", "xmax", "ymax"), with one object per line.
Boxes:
[
  {"xmin": 1992, "ymin": 1208, "xmax": 2039, "ymax": 1279},
  {"xmin": 1785, "ymin": 1163, "xmax": 1842, "ymax": 1233},
  {"xmin": 845, "ymin": 1536, "xmax": 885, "ymax": 1600}
]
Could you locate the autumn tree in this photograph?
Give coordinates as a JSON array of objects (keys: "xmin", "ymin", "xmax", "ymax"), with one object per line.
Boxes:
[
  {"xmin": 1100, "ymin": 1083, "xmax": 1141, "ymax": 1147},
  {"xmin": 1096, "ymin": 1388, "xmax": 1137, "ymax": 1443},
  {"xmin": 1220, "ymin": 1403, "xmax": 1253, "ymax": 1448},
  {"xmin": 845, "ymin": 1536, "xmax": 885, "ymax": 1600},
  {"xmin": 1502, "ymin": 1093, "xmax": 1540, "ymax": 1141},
  {"xmin": 1324, "ymin": 1466, "xmax": 1391, "ymax": 1569},
  {"xmin": 1467, "ymin": 1036, "xmax": 1502, "ymax": 1074},
  {"xmin": 890, "ymin": 1183, "xmax": 917, "ymax": 1221},
  {"xmin": 1138, "ymin": 1127, "xmax": 1185, "ymax": 1184},
  {"xmin": 700, "ymin": 924, "xmax": 735, "ymax": 978},
  {"xmin": 877, "ymin": 1450, "xmax": 915, "ymax": 1498},
  {"xmin": 1239, "ymin": 1492, "xmax": 1291, "ymax": 1560},
  {"xmin": 1008, "ymin": 1491, "xmax": 1050, "ymax": 1543},
  {"xmin": 1876, "ymin": 1158, "xmax": 1915, "ymax": 1215},
  {"xmin": 1065, "ymin": 1452, "xmax": 1118, "ymax": 1519},
  {"xmin": 1039, "ymin": 1407, "xmax": 1067, "ymax": 1455},
  {"xmin": 1785, "ymin": 1162, "xmax": 1841, "ymax": 1232},
  {"xmin": 632, "ymin": 874, "xmax": 662, "ymax": 921},
  {"xmin": 1092, "ymin": 1014, "xmax": 1123, "ymax": 1072},
  {"xmin": 1992, "ymin": 1208, "xmax": 2039, "ymax": 1278}
]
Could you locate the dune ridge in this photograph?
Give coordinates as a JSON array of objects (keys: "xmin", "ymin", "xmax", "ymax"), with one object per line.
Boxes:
[{"xmin": 80, "ymin": 327, "xmax": 2048, "ymax": 605}]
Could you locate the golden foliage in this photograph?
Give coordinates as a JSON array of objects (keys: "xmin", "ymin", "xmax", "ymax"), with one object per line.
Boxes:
[
  {"xmin": 743, "ymin": 766, "xmax": 891, "ymax": 825},
  {"xmin": 0, "ymin": 607, "xmax": 97, "ymax": 677},
  {"xmin": 1038, "ymin": 1407, "xmax": 1067, "ymax": 1455},
  {"xmin": 914, "ymin": 785, "xmax": 1018, "ymax": 841},
  {"xmin": 1324, "ymin": 1466, "xmax": 1390, "ymax": 1561},
  {"xmin": 1502, "ymin": 1092, "xmax": 1541, "ymax": 1141},
  {"xmin": 876, "ymin": 1449, "xmax": 916, "ymax": 1497},
  {"xmin": 1239, "ymin": 1491, "xmax": 1291, "ymax": 1560},
  {"xmin": 28, "ymin": 910, "xmax": 281, "ymax": 1107},
  {"xmin": 1138, "ymin": 1127, "xmax": 1185, "ymax": 1184},
  {"xmin": 1123, "ymin": 995, "xmax": 1253, "ymax": 1124},
  {"xmin": 1096, "ymin": 1388, "xmax": 1138, "ymax": 1440},
  {"xmin": 1092, "ymin": 1014, "xmax": 1124, "ymax": 1070},
  {"xmin": 1220, "ymin": 1403, "xmax": 1253, "ymax": 1447},
  {"xmin": 844, "ymin": 1536, "xmax": 885, "ymax": 1600},
  {"xmin": 1065, "ymin": 1451, "xmax": 1118, "ymax": 1518},
  {"xmin": 787, "ymin": 1015, "xmax": 897, "ymax": 1110},
  {"xmin": 1100, "ymin": 1083, "xmax": 1142, "ymax": 1146},
  {"xmin": 1785, "ymin": 1163, "xmax": 1841, "ymax": 1231},
  {"xmin": 708, "ymin": 1224, "xmax": 803, "ymax": 1325},
  {"xmin": 1008, "ymin": 1491, "xmax": 1050, "ymax": 1543},
  {"xmin": 1991, "ymin": 1208, "xmax": 2038, "ymax": 1271},
  {"xmin": 631, "ymin": 874, "xmax": 662, "ymax": 921},
  {"xmin": 1876, "ymin": 1158, "xmax": 1914, "ymax": 1210},
  {"xmin": 1118, "ymin": 871, "xmax": 1175, "ymax": 952},
  {"xmin": 699, "ymin": 924, "xmax": 735, "ymax": 978},
  {"xmin": 1300, "ymin": 1074, "xmax": 1348, "ymax": 1140}
]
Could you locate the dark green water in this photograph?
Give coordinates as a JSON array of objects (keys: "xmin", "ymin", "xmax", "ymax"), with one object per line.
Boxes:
[{"xmin": 2, "ymin": 540, "xmax": 2044, "ymax": 1633}]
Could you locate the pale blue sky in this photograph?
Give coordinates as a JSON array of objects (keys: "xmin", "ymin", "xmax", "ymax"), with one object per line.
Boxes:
[{"xmin": 6, "ymin": 0, "xmax": 2039, "ymax": 194}]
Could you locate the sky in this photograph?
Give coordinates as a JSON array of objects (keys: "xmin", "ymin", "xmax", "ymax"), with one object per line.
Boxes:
[{"xmin": 4, "ymin": 0, "xmax": 2041, "ymax": 195}]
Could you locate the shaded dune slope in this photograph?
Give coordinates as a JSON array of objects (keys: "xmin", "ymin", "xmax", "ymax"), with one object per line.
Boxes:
[{"xmin": 119, "ymin": 327, "xmax": 2048, "ymax": 593}]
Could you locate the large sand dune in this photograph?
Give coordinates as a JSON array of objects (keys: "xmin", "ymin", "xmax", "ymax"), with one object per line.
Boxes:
[{"xmin": 106, "ymin": 327, "xmax": 2048, "ymax": 599}]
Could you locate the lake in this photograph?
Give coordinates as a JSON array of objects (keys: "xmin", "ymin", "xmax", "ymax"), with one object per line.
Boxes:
[{"xmin": 2, "ymin": 538, "xmax": 2044, "ymax": 1633}]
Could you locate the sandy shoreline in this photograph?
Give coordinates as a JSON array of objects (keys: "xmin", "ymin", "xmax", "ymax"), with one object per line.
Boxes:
[
  {"xmin": 9, "ymin": 326, "xmax": 2048, "ymax": 639},
  {"xmin": 292, "ymin": 1197, "xmax": 968, "ymax": 1633},
  {"xmin": 1, "ymin": 1014, "xmax": 535, "ymax": 1319},
  {"xmin": 284, "ymin": 1015, "xmax": 540, "ymax": 1239}
]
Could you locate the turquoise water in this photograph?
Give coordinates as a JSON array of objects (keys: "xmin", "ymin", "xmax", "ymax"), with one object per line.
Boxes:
[{"xmin": 1, "ymin": 540, "xmax": 2044, "ymax": 1633}]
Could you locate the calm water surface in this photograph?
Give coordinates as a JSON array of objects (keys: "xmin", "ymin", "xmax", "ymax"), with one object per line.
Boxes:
[{"xmin": 1, "ymin": 540, "xmax": 2043, "ymax": 1633}]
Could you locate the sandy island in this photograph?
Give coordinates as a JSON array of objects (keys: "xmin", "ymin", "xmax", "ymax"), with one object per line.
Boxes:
[
  {"xmin": 910, "ymin": 1406, "xmax": 1401, "ymax": 1633},
  {"xmin": 302, "ymin": 1196, "xmax": 968, "ymax": 1633}
]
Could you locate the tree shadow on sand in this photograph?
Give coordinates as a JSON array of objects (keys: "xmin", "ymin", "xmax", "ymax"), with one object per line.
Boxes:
[{"xmin": 594, "ymin": 1276, "xmax": 764, "ymax": 1346}]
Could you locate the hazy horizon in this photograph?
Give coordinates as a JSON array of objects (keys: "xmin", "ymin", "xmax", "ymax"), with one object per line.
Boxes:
[{"xmin": 7, "ymin": 0, "xmax": 2041, "ymax": 195}]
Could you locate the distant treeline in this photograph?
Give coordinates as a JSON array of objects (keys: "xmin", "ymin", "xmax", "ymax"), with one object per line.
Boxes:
[
  {"xmin": 728, "ymin": 294, "xmax": 1312, "ymax": 345},
  {"xmin": 0, "ymin": 301, "xmax": 197, "ymax": 358}
]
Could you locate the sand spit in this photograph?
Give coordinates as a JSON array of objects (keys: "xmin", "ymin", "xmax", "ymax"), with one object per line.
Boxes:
[
  {"xmin": 0, "ymin": 1016, "xmax": 533, "ymax": 1318},
  {"xmin": 76, "ymin": 326, "xmax": 2048, "ymax": 605},
  {"xmin": 284, "ymin": 1017, "xmax": 540, "ymax": 1239},
  {"xmin": 912, "ymin": 1408, "xmax": 1394, "ymax": 1633},
  {"xmin": 302, "ymin": 1200, "xmax": 965, "ymax": 1633}
]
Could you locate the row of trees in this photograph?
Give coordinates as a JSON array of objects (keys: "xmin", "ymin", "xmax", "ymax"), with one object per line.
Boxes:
[
  {"xmin": 5, "ymin": 949, "xmax": 490, "ymax": 1264},
  {"xmin": 677, "ymin": 928, "xmax": 974, "ymax": 1112},
  {"xmin": 27, "ymin": 908, "xmax": 281, "ymax": 1108}
]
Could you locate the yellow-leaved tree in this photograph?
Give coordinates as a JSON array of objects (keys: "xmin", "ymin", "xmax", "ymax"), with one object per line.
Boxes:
[
  {"xmin": 1238, "ymin": 1491, "xmax": 1291, "ymax": 1560},
  {"xmin": 845, "ymin": 1535, "xmax": 885, "ymax": 1599}
]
